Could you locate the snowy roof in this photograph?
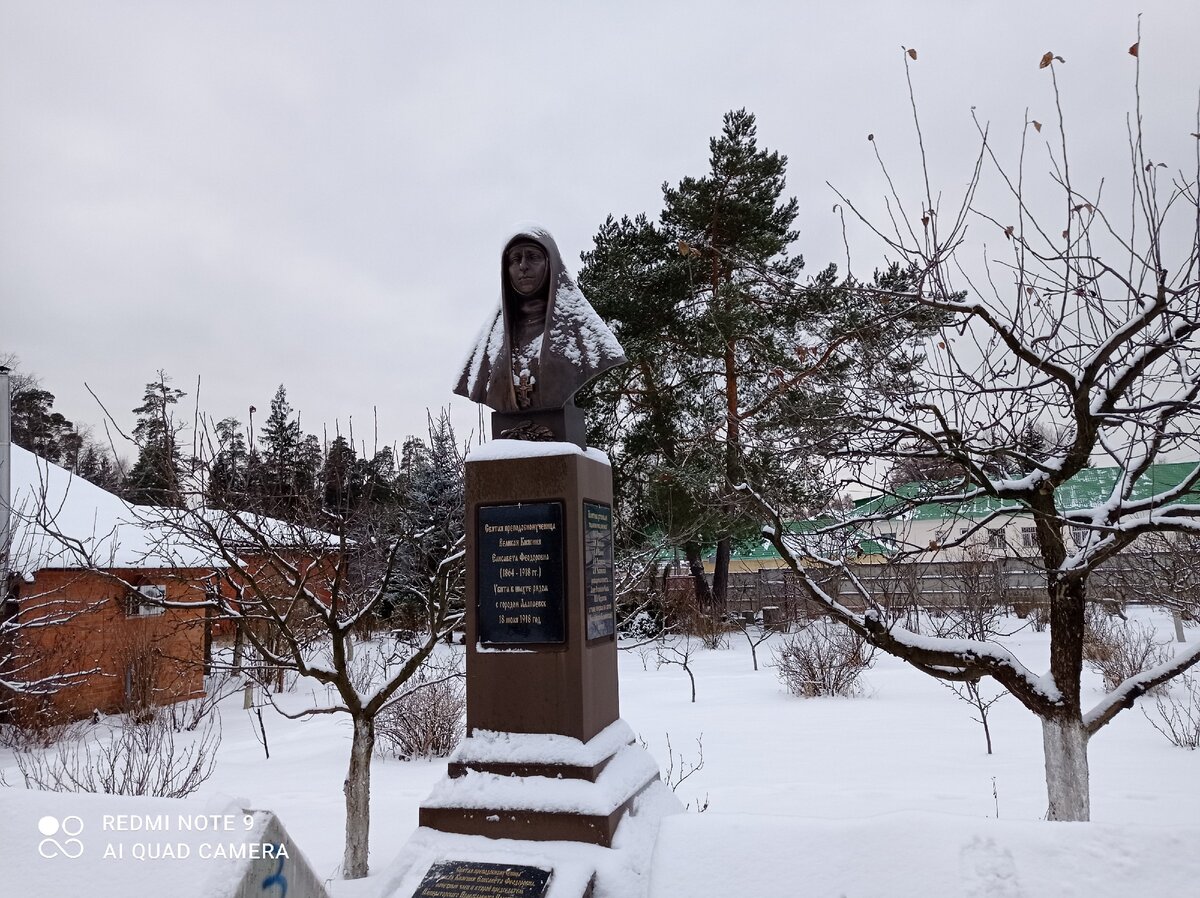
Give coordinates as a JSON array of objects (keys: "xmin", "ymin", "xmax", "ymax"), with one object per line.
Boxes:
[
  {"xmin": 2, "ymin": 446, "xmax": 338, "ymax": 576},
  {"xmin": 153, "ymin": 506, "xmax": 343, "ymax": 554},
  {"xmin": 4, "ymin": 445, "xmax": 217, "ymax": 574}
]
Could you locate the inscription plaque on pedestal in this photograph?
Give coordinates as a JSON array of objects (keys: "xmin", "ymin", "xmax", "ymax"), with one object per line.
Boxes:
[
  {"xmin": 583, "ymin": 502, "xmax": 615, "ymax": 640},
  {"xmin": 477, "ymin": 502, "xmax": 565, "ymax": 645},
  {"xmin": 413, "ymin": 861, "xmax": 551, "ymax": 898}
]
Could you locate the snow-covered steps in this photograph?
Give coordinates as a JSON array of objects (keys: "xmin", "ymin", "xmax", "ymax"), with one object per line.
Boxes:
[
  {"xmin": 379, "ymin": 779, "xmax": 684, "ymax": 898},
  {"xmin": 418, "ymin": 720, "xmax": 659, "ymax": 846}
]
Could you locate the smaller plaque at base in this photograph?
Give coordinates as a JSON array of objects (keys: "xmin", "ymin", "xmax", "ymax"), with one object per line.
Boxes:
[{"xmin": 412, "ymin": 861, "xmax": 551, "ymax": 898}]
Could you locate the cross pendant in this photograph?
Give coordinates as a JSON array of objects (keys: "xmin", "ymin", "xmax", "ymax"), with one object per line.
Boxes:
[{"xmin": 514, "ymin": 371, "xmax": 535, "ymax": 408}]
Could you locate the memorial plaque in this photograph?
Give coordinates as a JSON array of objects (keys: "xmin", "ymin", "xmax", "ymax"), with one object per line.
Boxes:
[
  {"xmin": 583, "ymin": 502, "xmax": 615, "ymax": 640},
  {"xmin": 477, "ymin": 502, "xmax": 565, "ymax": 644},
  {"xmin": 413, "ymin": 861, "xmax": 551, "ymax": 898}
]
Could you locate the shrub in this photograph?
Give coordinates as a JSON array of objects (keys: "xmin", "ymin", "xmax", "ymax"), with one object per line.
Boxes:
[
  {"xmin": 14, "ymin": 712, "xmax": 220, "ymax": 798},
  {"xmin": 0, "ymin": 695, "xmax": 77, "ymax": 750},
  {"xmin": 1144, "ymin": 675, "xmax": 1200, "ymax": 750},
  {"xmin": 773, "ymin": 619, "xmax": 872, "ymax": 698},
  {"xmin": 1084, "ymin": 616, "xmax": 1170, "ymax": 692},
  {"xmin": 620, "ymin": 609, "xmax": 662, "ymax": 642},
  {"xmin": 375, "ymin": 658, "xmax": 465, "ymax": 760}
]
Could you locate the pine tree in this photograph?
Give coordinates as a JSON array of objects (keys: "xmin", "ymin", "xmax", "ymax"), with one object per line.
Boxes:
[
  {"xmin": 579, "ymin": 110, "xmax": 936, "ymax": 608},
  {"xmin": 361, "ymin": 446, "xmax": 398, "ymax": 507},
  {"xmin": 321, "ymin": 435, "xmax": 361, "ymax": 514},
  {"xmin": 579, "ymin": 111, "xmax": 823, "ymax": 606},
  {"xmin": 255, "ymin": 385, "xmax": 318, "ymax": 516},
  {"xmin": 124, "ymin": 372, "xmax": 186, "ymax": 506},
  {"xmin": 208, "ymin": 417, "xmax": 250, "ymax": 509},
  {"xmin": 10, "ymin": 384, "xmax": 78, "ymax": 465},
  {"xmin": 389, "ymin": 411, "xmax": 464, "ymax": 626}
]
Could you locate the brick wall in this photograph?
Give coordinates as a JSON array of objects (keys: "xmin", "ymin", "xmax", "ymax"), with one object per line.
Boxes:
[{"xmin": 10, "ymin": 567, "xmax": 208, "ymax": 718}]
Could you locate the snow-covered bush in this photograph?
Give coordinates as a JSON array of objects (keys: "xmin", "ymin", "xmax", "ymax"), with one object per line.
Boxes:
[
  {"xmin": 1084, "ymin": 617, "xmax": 1170, "ymax": 693},
  {"xmin": 14, "ymin": 712, "xmax": 220, "ymax": 798},
  {"xmin": 1144, "ymin": 675, "xmax": 1200, "ymax": 750},
  {"xmin": 375, "ymin": 658, "xmax": 465, "ymax": 760},
  {"xmin": 620, "ymin": 609, "xmax": 662, "ymax": 642},
  {"xmin": 773, "ymin": 619, "xmax": 872, "ymax": 698}
]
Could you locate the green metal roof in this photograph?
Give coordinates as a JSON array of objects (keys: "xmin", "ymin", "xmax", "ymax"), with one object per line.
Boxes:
[
  {"xmin": 853, "ymin": 461, "xmax": 1200, "ymax": 522},
  {"xmin": 650, "ymin": 462, "xmax": 1199, "ymax": 565}
]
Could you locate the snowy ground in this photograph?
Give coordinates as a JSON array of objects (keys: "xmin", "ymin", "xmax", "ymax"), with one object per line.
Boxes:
[{"xmin": 1, "ymin": 607, "xmax": 1196, "ymax": 896}]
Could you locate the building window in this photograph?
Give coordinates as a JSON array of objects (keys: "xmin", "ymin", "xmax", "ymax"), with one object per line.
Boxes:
[
  {"xmin": 1071, "ymin": 527, "xmax": 1089, "ymax": 546},
  {"xmin": 988, "ymin": 530, "xmax": 1006, "ymax": 550},
  {"xmin": 127, "ymin": 584, "xmax": 166, "ymax": 617},
  {"xmin": 1020, "ymin": 527, "xmax": 1038, "ymax": 548}
]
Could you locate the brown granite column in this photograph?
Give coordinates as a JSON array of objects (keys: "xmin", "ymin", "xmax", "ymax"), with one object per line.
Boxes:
[{"xmin": 463, "ymin": 446, "xmax": 619, "ymax": 743}]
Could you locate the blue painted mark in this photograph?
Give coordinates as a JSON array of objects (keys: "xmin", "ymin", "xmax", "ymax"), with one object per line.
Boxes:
[{"xmin": 261, "ymin": 850, "xmax": 287, "ymax": 897}]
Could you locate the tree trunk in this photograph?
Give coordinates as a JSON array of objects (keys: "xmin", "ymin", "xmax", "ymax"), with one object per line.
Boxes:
[
  {"xmin": 684, "ymin": 542, "xmax": 714, "ymax": 609},
  {"xmin": 713, "ymin": 536, "xmax": 731, "ymax": 609},
  {"xmin": 1041, "ymin": 714, "xmax": 1090, "ymax": 821},
  {"xmin": 231, "ymin": 619, "xmax": 245, "ymax": 674},
  {"xmin": 1033, "ymin": 507, "xmax": 1091, "ymax": 821},
  {"xmin": 202, "ymin": 603, "xmax": 214, "ymax": 677},
  {"xmin": 343, "ymin": 714, "xmax": 375, "ymax": 878}
]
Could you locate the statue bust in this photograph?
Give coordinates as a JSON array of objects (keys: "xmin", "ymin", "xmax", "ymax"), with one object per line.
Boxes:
[{"xmin": 454, "ymin": 226, "xmax": 626, "ymax": 421}]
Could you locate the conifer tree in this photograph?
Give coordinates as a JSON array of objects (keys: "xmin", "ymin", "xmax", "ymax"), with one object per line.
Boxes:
[
  {"xmin": 361, "ymin": 446, "xmax": 398, "ymax": 507},
  {"xmin": 389, "ymin": 411, "xmax": 464, "ymax": 626},
  {"xmin": 255, "ymin": 385, "xmax": 318, "ymax": 515},
  {"xmin": 579, "ymin": 110, "xmax": 935, "ymax": 607},
  {"xmin": 581, "ymin": 111, "xmax": 827, "ymax": 605},
  {"xmin": 75, "ymin": 441, "xmax": 123, "ymax": 492},
  {"xmin": 321, "ymin": 435, "xmax": 361, "ymax": 514},
  {"xmin": 2, "ymin": 353, "xmax": 123, "ymax": 489},
  {"xmin": 10, "ymin": 383, "xmax": 78, "ymax": 466},
  {"xmin": 124, "ymin": 372, "xmax": 186, "ymax": 506},
  {"xmin": 208, "ymin": 417, "xmax": 250, "ymax": 509}
]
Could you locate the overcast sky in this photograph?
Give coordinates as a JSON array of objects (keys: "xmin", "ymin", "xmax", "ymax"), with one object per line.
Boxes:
[{"xmin": 3, "ymin": 1, "xmax": 1198, "ymax": 461}]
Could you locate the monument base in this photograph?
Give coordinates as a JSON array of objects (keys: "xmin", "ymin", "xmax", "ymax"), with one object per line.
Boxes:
[
  {"xmin": 418, "ymin": 720, "xmax": 657, "ymax": 848},
  {"xmin": 383, "ymin": 757, "xmax": 682, "ymax": 898}
]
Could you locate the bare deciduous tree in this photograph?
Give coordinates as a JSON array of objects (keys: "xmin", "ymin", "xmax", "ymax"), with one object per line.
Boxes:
[
  {"xmin": 746, "ymin": 44, "xmax": 1200, "ymax": 820},
  {"xmin": 16, "ymin": 416, "xmax": 465, "ymax": 880},
  {"xmin": 171, "ymin": 500, "xmax": 464, "ymax": 880},
  {"xmin": 1105, "ymin": 532, "xmax": 1200, "ymax": 640}
]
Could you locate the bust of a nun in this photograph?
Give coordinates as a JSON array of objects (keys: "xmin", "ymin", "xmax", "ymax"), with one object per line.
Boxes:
[{"xmin": 454, "ymin": 226, "xmax": 626, "ymax": 440}]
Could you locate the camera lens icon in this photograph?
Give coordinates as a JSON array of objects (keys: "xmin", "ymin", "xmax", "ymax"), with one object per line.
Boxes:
[{"xmin": 37, "ymin": 815, "xmax": 84, "ymax": 858}]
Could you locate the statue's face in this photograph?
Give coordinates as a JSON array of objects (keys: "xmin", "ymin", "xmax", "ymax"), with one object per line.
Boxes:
[{"xmin": 507, "ymin": 242, "xmax": 549, "ymax": 298}]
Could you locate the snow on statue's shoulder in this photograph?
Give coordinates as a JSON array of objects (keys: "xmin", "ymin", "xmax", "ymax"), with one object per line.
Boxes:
[
  {"xmin": 460, "ymin": 310, "xmax": 505, "ymax": 398},
  {"xmin": 550, "ymin": 281, "xmax": 624, "ymax": 369},
  {"xmin": 466, "ymin": 440, "xmax": 610, "ymax": 466}
]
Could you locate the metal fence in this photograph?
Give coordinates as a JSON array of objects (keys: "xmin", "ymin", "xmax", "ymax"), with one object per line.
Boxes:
[{"xmin": 655, "ymin": 552, "xmax": 1187, "ymax": 623}]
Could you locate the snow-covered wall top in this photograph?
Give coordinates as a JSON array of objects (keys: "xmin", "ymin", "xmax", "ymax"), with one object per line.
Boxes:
[{"xmin": 466, "ymin": 439, "xmax": 610, "ymax": 466}]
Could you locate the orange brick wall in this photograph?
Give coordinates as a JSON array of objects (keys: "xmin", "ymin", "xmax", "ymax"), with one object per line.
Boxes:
[
  {"xmin": 208, "ymin": 549, "xmax": 341, "ymax": 638},
  {"xmin": 11, "ymin": 567, "xmax": 209, "ymax": 718}
]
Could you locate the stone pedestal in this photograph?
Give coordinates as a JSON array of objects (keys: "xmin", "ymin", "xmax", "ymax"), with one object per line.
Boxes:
[
  {"xmin": 463, "ymin": 447, "xmax": 619, "ymax": 742},
  {"xmin": 416, "ymin": 443, "xmax": 655, "ymax": 848},
  {"xmin": 405, "ymin": 442, "xmax": 673, "ymax": 895}
]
